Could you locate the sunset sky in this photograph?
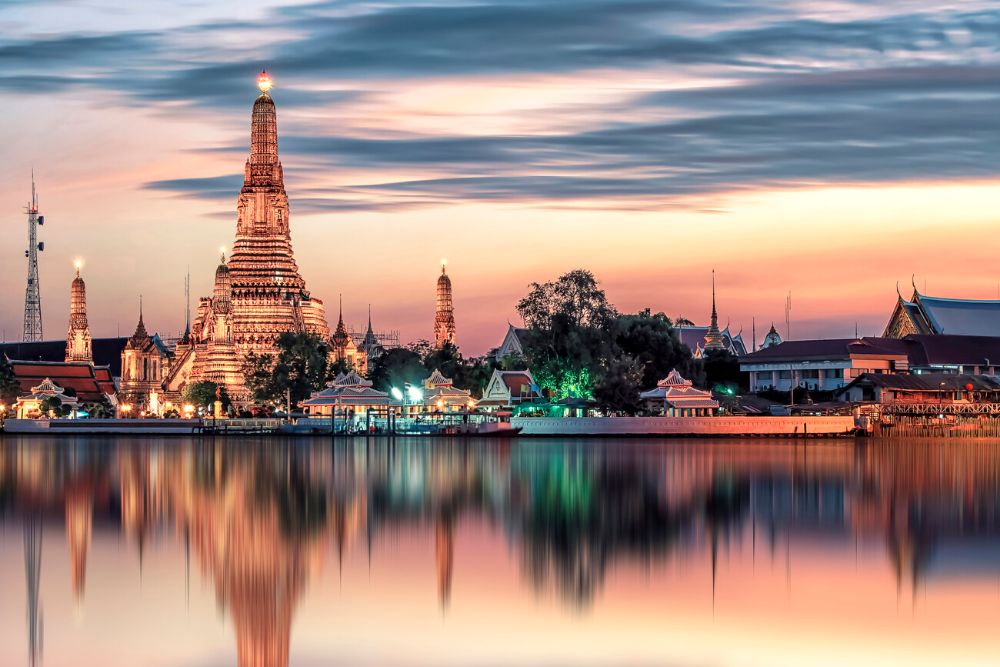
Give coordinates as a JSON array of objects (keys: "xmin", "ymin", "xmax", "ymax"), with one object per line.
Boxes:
[{"xmin": 3, "ymin": 0, "xmax": 1000, "ymax": 354}]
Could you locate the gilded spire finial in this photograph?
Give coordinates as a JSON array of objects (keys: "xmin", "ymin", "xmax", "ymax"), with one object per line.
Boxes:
[{"xmin": 257, "ymin": 69, "xmax": 272, "ymax": 94}]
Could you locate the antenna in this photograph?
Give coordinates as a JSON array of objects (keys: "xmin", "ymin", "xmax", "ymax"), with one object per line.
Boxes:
[
  {"xmin": 22, "ymin": 173, "xmax": 44, "ymax": 341},
  {"xmin": 184, "ymin": 268, "xmax": 191, "ymax": 334},
  {"xmin": 784, "ymin": 291, "xmax": 792, "ymax": 341}
]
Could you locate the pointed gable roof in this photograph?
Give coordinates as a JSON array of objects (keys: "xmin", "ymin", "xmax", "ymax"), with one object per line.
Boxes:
[{"xmin": 424, "ymin": 369, "xmax": 453, "ymax": 389}]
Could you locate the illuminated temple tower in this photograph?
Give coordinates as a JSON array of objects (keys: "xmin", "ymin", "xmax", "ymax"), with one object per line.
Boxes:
[
  {"xmin": 434, "ymin": 261, "xmax": 456, "ymax": 348},
  {"xmin": 187, "ymin": 71, "xmax": 329, "ymax": 399},
  {"xmin": 65, "ymin": 262, "xmax": 93, "ymax": 363}
]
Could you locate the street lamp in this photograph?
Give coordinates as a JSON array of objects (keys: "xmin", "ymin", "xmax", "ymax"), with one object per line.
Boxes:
[{"xmin": 390, "ymin": 387, "xmax": 403, "ymax": 433}]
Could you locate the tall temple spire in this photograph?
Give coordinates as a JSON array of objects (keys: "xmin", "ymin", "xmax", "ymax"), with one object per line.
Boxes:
[
  {"xmin": 704, "ymin": 269, "xmax": 724, "ymax": 351},
  {"xmin": 131, "ymin": 295, "xmax": 150, "ymax": 342},
  {"xmin": 333, "ymin": 294, "xmax": 349, "ymax": 345},
  {"xmin": 65, "ymin": 260, "xmax": 93, "ymax": 363},
  {"xmin": 186, "ymin": 71, "xmax": 329, "ymax": 402},
  {"xmin": 434, "ymin": 259, "xmax": 456, "ymax": 349}
]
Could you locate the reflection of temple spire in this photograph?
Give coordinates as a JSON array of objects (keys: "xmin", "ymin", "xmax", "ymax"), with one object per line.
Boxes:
[
  {"xmin": 24, "ymin": 518, "xmax": 43, "ymax": 667},
  {"xmin": 435, "ymin": 514, "xmax": 455, "ymax": 611},
  {"xmin": 65, "ymin": 489, "xmax": 93, "ymax": 605}
]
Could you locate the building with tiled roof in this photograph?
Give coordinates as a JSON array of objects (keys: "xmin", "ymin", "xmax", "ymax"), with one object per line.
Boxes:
[
  {"xmin": 9, "ymin": 361, "xmax": 117, "ymax": 417},
  {"xmin": 741, "ymin": 334, "xmax": 1000, "ymax": 393},
  {"xmin": 479, "ymin": 369, "xmax": 541, "ymax": 408},
  {"xmin": 495, "ymin": 324, "xmax": 530, "ymax": 362},
  {"xmin": 300, "ymin": 371, "xmax": 390, "ymax": 420},
  {"xmin": 885, "ymin": 286, "xmax": 1000, "ymax": 338},
  {"xmin": 0, "ymin": 338, "xmax": 128, "ymax": 378},
  {"xmin": 421, "ymin": 369, "xmax": 473, "ymax": 412},
  {"xmin": 838, "ymin": 372, "xmax": 1000, "ymax": 405}
]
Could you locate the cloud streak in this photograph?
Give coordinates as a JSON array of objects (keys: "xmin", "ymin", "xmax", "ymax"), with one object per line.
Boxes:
[{"xmin": 9, "ymin": 0, "xmax": 1000, "ymax": 211}]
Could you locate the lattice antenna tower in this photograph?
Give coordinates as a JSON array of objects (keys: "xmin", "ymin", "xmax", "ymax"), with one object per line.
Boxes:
[{"xmin": 22, "ymin": 172, "xmax": 45, "ymax": 341}]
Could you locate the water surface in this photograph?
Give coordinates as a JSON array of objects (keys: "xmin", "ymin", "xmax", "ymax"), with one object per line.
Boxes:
[{"xmin": 1, "ymin": 436, "xmax": 998, "ymax": 667}]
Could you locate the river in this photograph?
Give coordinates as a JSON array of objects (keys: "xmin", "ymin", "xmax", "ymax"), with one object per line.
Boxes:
[{"xmin": 0, "ymin": 435, "xmax": 997, "ymax": 666}]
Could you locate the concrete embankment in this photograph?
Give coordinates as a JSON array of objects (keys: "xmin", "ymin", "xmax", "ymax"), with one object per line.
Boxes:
[{"xmin": 511, "ymin": 415, "xmax": 857, "ymax": 437}]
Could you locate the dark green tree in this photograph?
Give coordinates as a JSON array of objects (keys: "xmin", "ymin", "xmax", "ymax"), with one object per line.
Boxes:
[
  {"xmin": 611, "ymin": 310, "xmax": 699, "ymax": 389},
  {"xmin": 368, "ymin": 347, "xmax": 426, "ymax": 392},
  {"xmin": 241, "ymin": 332, "xmax": 332, "ymax": 406},
  {"xmin": 0, "ymin": 357, "xmax": 21, "ymax": 406},
  {"xmin": 243, "ymin": 351, "xmax": 276, "ymax": 402},
  {"xmin": 184, "ymin": 381, "xmax": 232, "ymax": 410},
  {"xmin": 592, "ymin": 355, "xmax": 644, "ymax": 415},
  {"xmin": 517, "ymin": 269, "xmax": 617, "ymax": 330},
  {"xmin": 406, "ymin": 339, "xmax": 434, "ymax": 360},
  {"xmin": 701, "ymin": 349, "xmax": 746, "ymax": 392}
]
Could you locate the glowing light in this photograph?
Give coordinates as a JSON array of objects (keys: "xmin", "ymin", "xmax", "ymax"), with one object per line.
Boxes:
[
  {"xmin": 441, "ymin": 258, "xmax": 448, "ymax": 267},
  {"xmin": 390, "ymin": 387, "xmax": 404, "ymax": 401},
  {"xmin": 73, "ymin": 258, "xmax": 83, "ymax": 271},
  {"xmin": 257, "ymin": 70, "xmax": 272, "ymax": 93}
]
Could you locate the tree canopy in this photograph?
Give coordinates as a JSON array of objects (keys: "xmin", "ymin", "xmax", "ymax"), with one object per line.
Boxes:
[
  {"xmin": 0, "ymin": 357, "xmax": 20, "ymax": 406},
  {"xmin": 367, "ymin": 347, "xmax": 426, "ymax": 392},
  {"xmin": 512, "ymin": 271, "xmax": 698, "ymax": 414},
  {"xmin": 517, "ymin": 269, "xmax": 617, "ymax": 330},
  {"xmin": 184, "ymin": 381, "xmax": 232, "ymax": 410},
  {"xmin": 241, "ymin": 332, "xmax": 332, "ymax": 406}
]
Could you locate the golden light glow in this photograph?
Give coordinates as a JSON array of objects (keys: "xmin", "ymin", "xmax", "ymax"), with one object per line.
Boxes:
[
  {"xmin": 441, "ymin": 258, "xmax": 448, "ymax": 266},
  {"xmin": 257, "ymin": 70, "xmax": 272, "ymax": 93},
  {"xmin": 73, "ymin": 258, "xmax": 83, "ymax": 271}
]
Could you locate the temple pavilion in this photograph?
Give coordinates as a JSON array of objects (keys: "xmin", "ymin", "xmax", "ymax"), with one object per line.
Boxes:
[
  {"xmin": 639, "ymin": 370, "xmax": 719, "ymax": 417},
  {"xmin": 300, "ymin": 372, "xmax": 390, "ymax": 423},
  {"xmin": 420, "ymin": 369, "xmax": 474, "ymax": 413}
]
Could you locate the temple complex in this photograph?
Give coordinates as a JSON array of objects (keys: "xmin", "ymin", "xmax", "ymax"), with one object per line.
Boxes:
[
  {"xmin": 181, "ymin": 71, "xmax": 330, "ymax": 400},
  {"xmin": 434, "ymin": 261, "xmax": 456, "ymax": 348},
  {"xmin": 64, "ymin": 262, "xmax": 93, "ymax": 363}
]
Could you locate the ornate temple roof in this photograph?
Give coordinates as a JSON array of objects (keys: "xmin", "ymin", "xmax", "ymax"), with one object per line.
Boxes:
[
  {"xmin": 639, "ymin": 371, "xmax": 718, "ymax": 408},
  {"xmin": 885, "ymin": 287, "xmax": 1000, "ymax": 337},
  {"xmin": 424, "ymin": 369, "xmax": 453, "ymax": 389}
]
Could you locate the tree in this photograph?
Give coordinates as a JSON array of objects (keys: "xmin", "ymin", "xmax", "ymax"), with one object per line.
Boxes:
[
  {"xmin": 406, "ymin": 339, "xmax": 434, "ymax": 360},
  {"xmin": 610, "ymin": 310, "xmax": 699, "ymax": 389},
  {"xmin": 367, "ymin": 347, "xmax": 426, "ymax": 392},
  {"xmin": 40, "ymin": 395, "xmax": 62, "ymax": 416},
  {"xmin": 184, "ymin": 381, "xmax": 231, "ymax": 410},
  {"xmin": 0, "ymin": 357, "xmax": 20, "ymax": 406},
  {"xmin": 327, "ymin": 357, "xmax": 353, "ymax": 380},
  {"xmin": 243, "ymin": 351, "xmax": 276, "ymax": 403},
  {"xmin": 241, "ymin": 332, "xmax": 332, "ymax": 406},
  {"xmin": 517, "ymin": 269, "xmax": 617, "ymax": 330},
  {"xmin": 701, "ymin": 349, "xmax": 746, "ymax": 392},
  {"xmin": 592, "ymin": 355, "xmax": 643, "ymax": 415}
]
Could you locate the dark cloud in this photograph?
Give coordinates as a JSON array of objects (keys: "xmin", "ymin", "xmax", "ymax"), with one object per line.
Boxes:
[
  {"xmin": 145, "ymin": 174, "xmax": 242, "ymax": 200},
  {"xmin": 12, "ymin": 1, "xmax": 1000, "ymax": 209}
]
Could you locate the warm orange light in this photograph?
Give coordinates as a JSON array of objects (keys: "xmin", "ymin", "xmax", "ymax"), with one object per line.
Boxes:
[
  {"xmin": 257, "ymin": 70, "xmax": 272, "ymax": 93},
  {"xmin": 73, "ymin": 258, "xmax": 83, "ymax": 272}
]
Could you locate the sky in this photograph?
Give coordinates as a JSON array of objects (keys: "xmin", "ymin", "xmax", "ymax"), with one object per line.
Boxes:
[{"xmin": 3, "ymin": 0, "xmax": 1000, "ymax": 354}]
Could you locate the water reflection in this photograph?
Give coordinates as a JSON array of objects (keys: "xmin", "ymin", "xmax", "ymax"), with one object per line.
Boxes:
[{"xmin": 2, "ymin": 437, "xmax": 1000, "ymax": 666}]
